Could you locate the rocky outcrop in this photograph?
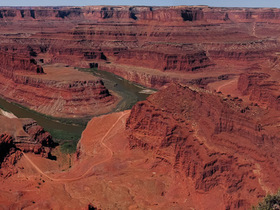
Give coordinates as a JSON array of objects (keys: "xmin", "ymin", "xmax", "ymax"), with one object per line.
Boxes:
[
  {"xmin": 0, "ymin": 50, "xmax": 44, "ymax": 76},
  {"xmin": 238, "ymin": 73, "xmax": 280, "ymax": 110},
  {"xmin": 2, "ymin": 6, "xmax": 280, "ymax": 23},
  {"xmin": 16, "ymin": 118, "xmax": 54, "ymax": 154},
  {"xmin": 0, "ymin": 73, "xmax": 115, "ymax": 118},
  {"xmin": 114, "ymin": 49, "xmax": 213, "ymax": 72},
  {"xmin": 0, "ymin": 134, "xmax": 22, "ymax": 177},
  {"xmin": 2, "ymin": 6, "xmax": 280, "ymax": 92},
  {"xmin": 0, "ymin": 116, "xmax": 54, "ymax": 156},
  {"xmin": 0, "ymin": 115, "xmax": 55, "ymax": 177},
  {"xmin": 0, "ymin": 49, "xmax": 116, "ymax": 118},
  {"xmin": 126, "ymin": 83, "xmax": 280, "ymax": 209}
]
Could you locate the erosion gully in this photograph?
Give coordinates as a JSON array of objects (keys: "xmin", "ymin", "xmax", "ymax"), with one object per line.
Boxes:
[{"xmin": 0, "ymin": 68, "xmax": 154, "ymax": 153}]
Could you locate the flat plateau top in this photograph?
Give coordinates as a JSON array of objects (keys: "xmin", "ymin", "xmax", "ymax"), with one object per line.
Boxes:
[{"xmin": 16, "ymin": 64, "xmax": 98, "ymax": 82}]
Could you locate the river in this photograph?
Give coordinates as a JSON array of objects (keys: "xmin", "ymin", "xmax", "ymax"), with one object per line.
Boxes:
[{"xmin": 0, "ymin": 68, "xmax": 154, "ymax": 152}]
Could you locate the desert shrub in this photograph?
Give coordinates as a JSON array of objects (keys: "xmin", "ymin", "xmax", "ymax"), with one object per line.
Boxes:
[{"xmin": 253, "ymin": 191, "xmax": 280, "ymax": 210}]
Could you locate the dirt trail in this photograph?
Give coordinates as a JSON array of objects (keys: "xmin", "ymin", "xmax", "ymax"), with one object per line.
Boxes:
[
  {"xmin": 22, "ymin": 112, "xmax": 129, "ymax": 182},
  {"xmin": 216, "ymin": 78, "xmax": 237, "ymax": 93},
  {"xmin": 252, "ymin": 22, "xmax": 256, "ymax": 37}
]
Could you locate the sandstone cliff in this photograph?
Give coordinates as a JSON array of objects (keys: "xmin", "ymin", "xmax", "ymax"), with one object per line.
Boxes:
[
  {"xmin": 126, "ymin": 83, "xmax": 280, "ymax": 209},
  {"xmin": 1, "ymin": 82, "xmax": 280, "ymax": 209},
  {"xmin": 238, "ymin": 72, "xmax": 280, "ymax": 110},
  {"xmin": 0, "ymin": 115, "xmax": 55, "ymax": 177},
  {"xmin": 0, "ymin": 50, "xmax": 43, "ymax": 76},
  {"xmin": 1, "ymin": 6, "xmax": 280, "ymax": 90},
  {"xmin": 2, "ymin": 5, "xmax": 280, "ymax": 210},
  {"xmin": 0, "ymin": 50, "xmax": 117, "ymax": 118},
  {"xmin": 2, "ymin": 6, "xmax": 280, "ymax": 22}
]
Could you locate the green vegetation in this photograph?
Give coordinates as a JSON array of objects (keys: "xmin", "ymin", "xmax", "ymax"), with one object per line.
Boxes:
[
  {"xmin": 44, "ymin": 128, "xmax": 82, "ymax": 154},
  {"xmin": 59, "ymin": 140, "xmax": 78, "ymax": 154},
  {"xmin": 253, "ymin": 191, "xmax": 280, "ymax": 210},
  {"xmin": 47, "ymin": 128, "xmax": 82, "ymax": 142},
  {"xmin": 0, "ymin": 68, "xmax": 155, "ymax": 154},
  {"xmin": 0, "ymin": 96, "xmax": 86, "ymax": 154}
]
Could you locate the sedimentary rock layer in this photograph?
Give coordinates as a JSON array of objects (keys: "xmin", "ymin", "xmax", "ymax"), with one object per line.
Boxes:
[
  {"xmin": 1, "ymin": 82, "xmax": 280, "ymax": 209},
  {"xmin": 0, "ymin": 50, "xmax": 43, "ymax": 75},
  {"xmin": 238, "ymin": 72, "xmax": 280, "ymax": 110},
  {"xmin": 0, "ymin": 50, "xmax": 116, "ymax": 118},
  {"xmin": 0, "ymin": 114, "xmax": 55, "ymax": 177},
  {"xmin": 4, "ymin": 6, "xmax": 280, "ymax": 89},
  {"xmin": 1, "ymin": 5, "xmax": 280, "ymax": 209},
  {"xmin": 126, "ymin": 83, "xmax": 280, "ymax": 209}
]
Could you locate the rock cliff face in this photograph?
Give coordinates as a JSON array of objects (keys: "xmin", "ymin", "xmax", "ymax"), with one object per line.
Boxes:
[
  {"xmin": 2, "ymin": 6, "xmax": 280, "ymax": 22},
  {"xmin": 1, "ymin": 82, "xmax": 280, "ymax": 209},
  {"xmin": 0, "ymin": 51, "xmax": 43, "ymax": 76},
  {"xmin": 114, "ymin": 49, "xmax": 213, "ymax": 72},
  {"xmin": 0, "ymin": 73, "xmax": 115, "ymax": 118},
  {"xmin": 238, "ymin": 73, "xmax": 280, "ymax": 110},
  {"xmin": 0, "ymin": 115, "xmax": 55, "ymax": 177},
  {"xmin": 0, "ymin": 134, "xmax": 21, "ymax": 177},
  {"xmin": 4, "ymin": 6, "xmax": 280, "ymax": 90},
  {"xmin": 1, "ymin": 5, "xmax": 280, "ymax": 209},
  {"xmin": 0, "ymin": 50, "xmax": 116, "ymax": 118},
  {"xmin": 126, "ymin": 83, "xmax": 280, "ymax": 209}
]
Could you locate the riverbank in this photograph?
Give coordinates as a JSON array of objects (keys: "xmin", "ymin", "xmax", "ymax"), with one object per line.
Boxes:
[
  {"xmin": 0, "ymin": 108, "xmax": 17, "ymax": 119},
  {"xmin": 0, "ymin": 68, "xmax": 156, "ymax": 153},
  {"xmin": 79, "ymin": 68, "xmax": 156, "ymax": 112}
]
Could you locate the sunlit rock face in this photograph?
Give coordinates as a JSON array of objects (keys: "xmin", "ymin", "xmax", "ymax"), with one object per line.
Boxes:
[{"xmin": 1, "ymin": 5, "xmax": 280, "ymax": 210}]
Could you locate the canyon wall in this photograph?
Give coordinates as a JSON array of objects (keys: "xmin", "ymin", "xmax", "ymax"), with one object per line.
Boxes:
[
  {"xmin": 0, "ymin": 50, "xmax": 43, "ymax": 75},
  {"xmin": 0, "ymin": 50, "xmax": 117, "ymax": 118},
  {"xmin": 3, "ymin": 82, "xmax": 280, "ymax": 209},
  {"xmin": 2, "ymin": 6, "xmax": 280, "ymax": 22},
  {"xmin": 0, "ymin": 73, "xmax": 115, "ymax": 118},
  {"xmin": 1, "ymin": 6, "xmax": 280, "ymax": 209},
  {"xmin": 238, "ymin": 72, "xmax": 280, "ymax": 110},
  {"xmin": 0, "ymin": 115, "xmax": 55, "ymax": 177},
  {"xmin": 126, "ymin": 83, "xmax": 280, "ymax": 209},
  {"xmin": 2, "ymin": 6, "xmax": 280, "ymax": 91}
]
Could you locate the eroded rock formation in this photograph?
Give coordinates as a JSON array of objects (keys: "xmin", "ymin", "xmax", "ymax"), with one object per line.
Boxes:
[
  {"xmin": 1, "ymin": 82, "xmax": 280, "ymax": 209},
  {"xmin": 4, "ymin": 5, "xmax": 280, "ymax": 90},
  {"xmin": 0, "ymin": 115, "xmax": 55, "ymax": 177},
  {"xmin": 126, "ymin": 83, "xmax": 280, "ymax": 209},
  {"xmin": 0, "ymin": 50, "xmax": 43, "ymax": 76},
  {"xmin": 238, "ymin": 72, "xmax": 280, "ymax": 110},
  {"xmin": 0, "ymin": 5, "xmax": 280, "ymax": 210},
  {"xmin": 0, "ymin": 49, "xmax": 116, "ymax": 118}
]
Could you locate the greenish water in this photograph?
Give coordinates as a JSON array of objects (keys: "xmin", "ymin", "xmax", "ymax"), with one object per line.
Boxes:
[
  {"xmin": 81, "ymin": 68, "xmax": 153, "ymax": 112},
  {"xmin": 0, "ymin": 68, "xmax": 154, "ymax": 153},
  {"xmin": 0, "ymin": 97, "xmax": 85, "ymax": 141}
]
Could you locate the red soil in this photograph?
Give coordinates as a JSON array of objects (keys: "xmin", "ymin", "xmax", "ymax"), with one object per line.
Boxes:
[
  {"xmin": 0, "ymin": 110, "xmax": 196, "ymax": 209},
  {"xmin": 1, "ymin": 6, "xmax": 280, "ymax": 112},
  {"xmin": 126, "ymin": 83, "xmax": 280, "ymax": 209},
  {"xmin": 2, "ymin": 82, "xmax": 280, "ymax": 209},
  {"xmin": 1, "ymin": 5, "xmax": 280, "ymax": 210},
  {"xmin": 0, "ymin": 114, "xmax": 54, "ymax": 178}
]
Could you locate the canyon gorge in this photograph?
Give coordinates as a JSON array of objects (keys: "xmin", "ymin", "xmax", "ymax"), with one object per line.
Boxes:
[{"xmin": 0, "ymin": 5, "xmax": 280, "ymax": 209}]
